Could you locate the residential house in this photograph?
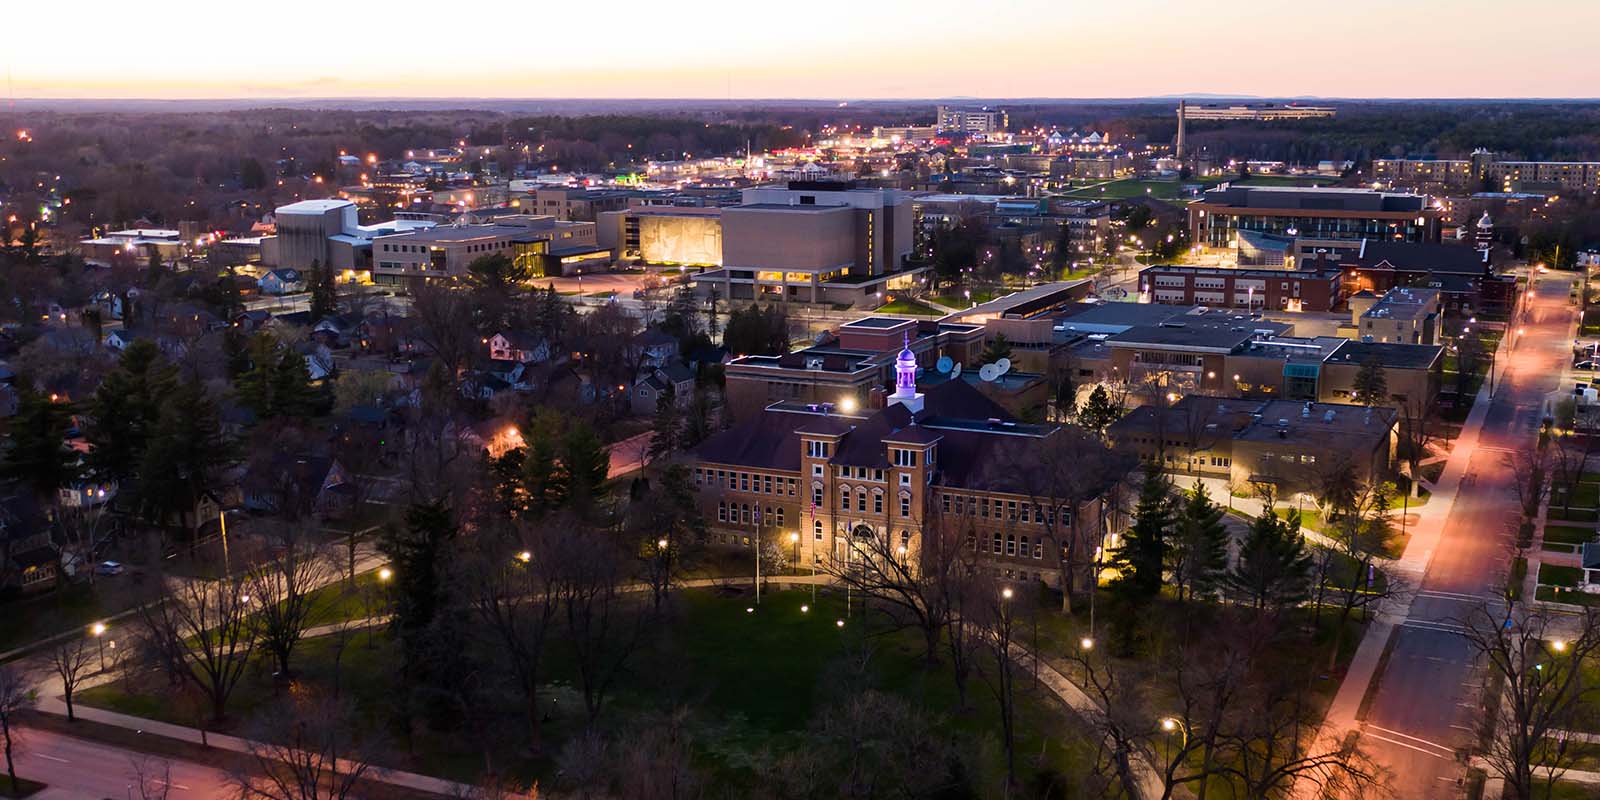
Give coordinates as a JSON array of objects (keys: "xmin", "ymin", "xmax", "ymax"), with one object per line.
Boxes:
[
  {"xmin": 488, "ymin": 331, "xmax": 551, "ymax": 364},
  {"xmin": 631, "ymin": 361, "xmax": 696, "ymax": 415},
  {"xmin": 259, "ymin": 269, "xmax": 307, "ymax": 296}
]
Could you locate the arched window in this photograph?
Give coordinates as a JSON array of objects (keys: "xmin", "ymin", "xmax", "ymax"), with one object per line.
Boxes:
[
  {"xmin": 1020, "ymin": 535, "xmax": 1029, "ymax": 556},
  {"xmin": 740, "ymin": 503, "xmax": 750, "ymax": 524},
  {"xmin": 814, "ymin": 519, "xmax": 823, "ymax": 540},
  {"xmin": 900, "ymin": 530, "xmax": 911, "ymax": 552},
  {"xmin": 776, "ymin": 507, "xmax": 785, "ymax": 527},
  {"xmin": 1006, "ymin": 534, "xmax": 1017, "ymax": 556},
  {"xmin": 992, "ymin": 532, "xmax": 1002, "ymax": 553}
]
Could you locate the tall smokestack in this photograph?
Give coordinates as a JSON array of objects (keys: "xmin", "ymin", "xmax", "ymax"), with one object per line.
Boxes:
[{"xmin": 1175, "ymin": 99, "xmax": 1187, "ymax": 160}]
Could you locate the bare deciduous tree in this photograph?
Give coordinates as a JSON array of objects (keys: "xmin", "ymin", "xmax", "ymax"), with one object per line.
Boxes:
[
  {"xmin": 246, "ymin": 529, "xmax": 336, "ymax": 678},
  {"xmin": 821, "ymin": 508, "xmax": 965, "ymax": 665},
  {"xmin": 1460, "ymin": 602, "xmax": 1600, "ymax": 800},
  {"xmin": 48, "ymin": 634, "xmax": 95, "ymax": 721},
  {"xmin": 128, "ymin": 755, "xmax": 174, "ymax": 800},
  {"xmin": 466, "ymin": 523, "xmax": 561, "ymax": 756},
  {"xmin": 228, "ymin": 688, "xmax": 386, "ymax": 800},
  {"xmin": 0, "ymin": 665, "xmax": 35, "ymax": 796},
  {"xmin": 137, "ymin": 576, "xmax": 255, "ymax": 722}
]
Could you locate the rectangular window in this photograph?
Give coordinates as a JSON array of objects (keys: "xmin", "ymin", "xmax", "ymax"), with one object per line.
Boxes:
[
  {"xmin": 900, "ymin": 495, "xmax": 911, "ymax": 518},
  {"xmin": 840, "ymin": 490, "xmax": 849, "ymax": 511},
  {"xmin": 980, "ymin": 499, "xmax": 990, "ymax": 519},
  {"xmin": 741, "ymin": 505, "xmax": 750, "ymax": 524},
  {"xmin": 942, "ymin": 495, "xmax": 951, "ymax": 513},
  {"xmin": 764, "ymin": 476, "xmax": 773, "ymax": 494},
  {"xmin": 1034, "ymin": 543, "xmax": 1044, "ymax": 560},
  {"xmin": 857, "ymin": 490, "xmax": 867, "ymax": 513},
  {"xmin": 874, "ymin": 469, "xmax": 884, "ymax": 482},
  {"xmin": 1007, "ymin": 501, "xmax": 1018, "ymax": 521},
  {"xmin": 741, "ymin": 474, "xmax": 750, "ymax": 492}
]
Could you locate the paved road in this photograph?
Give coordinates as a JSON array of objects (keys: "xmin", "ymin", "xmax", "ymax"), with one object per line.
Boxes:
[
  {"xmin": 1360, "ymin": 274, "xmax": 1573, "ymax": 796},
  {"xmin": 13, "ymin": 725, "xmax": 229, "ymax": 799}
]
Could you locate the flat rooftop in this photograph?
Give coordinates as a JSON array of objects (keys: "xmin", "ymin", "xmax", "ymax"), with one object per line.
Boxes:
[
  {"xmin": 1109, "ymin": 324, "xmax": 1258, "ymax": 352},
  {"xmin": 1324, "ymin": 340, "xmax": 1443, "ymax": 370},
  {"xmin": 1235, "ymin": 401, "xmax": 1397, "ymax": 445},
  {"xmin": 1363, "ymin": 288, "xmax": 1440, "ymax": 322},
  {"xmin": 842, "ymin": 317, "xmax": 915, "ymax": 330}
]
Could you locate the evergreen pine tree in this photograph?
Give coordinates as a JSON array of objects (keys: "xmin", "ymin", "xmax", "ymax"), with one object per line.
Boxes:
[
  {"xmin": 1227, "ymin": 506, "xmax": 1314, "ymax": 611},
  {"xmin": 1352, "ymin": 356, "xmax": 1389, "ymax": 407},
  {"xmin": 85, "ymin": 340, "xmax": 177, "ymax": 486},
  {"xmin": 1169, "ymin": 481, "xmax": 1231, "ymax": 601},
  {"xmin": 1078, "ymin": 384, "xmax": 1124, "ymax": 433},
  {"xmin": 308, "ymin": 260, "xmax": 339, "ymax": 321},
  {"xmin": 979, "ymin": 334, "xmax": 1014, "ymax": 364},
  {"xmin": 561, "ymin": 422, "xmax": 610, "ymax": 517},
  {"xmin": 135, "ymin": 380, "xmax": 232, "ymax": 534},
  {"xmin": 648, "ymin": 382, "xmax": 681, "ymax": 462},
  {"xmin": 1110, "ymin": 466, "xmax": 1172, "ymax": 598},
  {"xmin": 1, "ymin": 387, "xmax": 78, "ymax": 503},
  {"xmin": 268, "ymin": 350, "xmax": 316, "ymax": 420}
]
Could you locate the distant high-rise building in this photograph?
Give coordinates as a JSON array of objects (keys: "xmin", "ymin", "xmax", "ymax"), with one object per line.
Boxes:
[{"xmin": 936, "ymin": 105, "xmax": 1008, "ymax": 134}]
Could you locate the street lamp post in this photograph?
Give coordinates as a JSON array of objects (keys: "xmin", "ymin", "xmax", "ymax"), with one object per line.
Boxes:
[
  {"xmin": 789, "ymin": 532, "xmax": 800, "ymax": 575},
  {"xmin": 91, "ymin": 622, "xmax": 107, "ymax": 670},
  {"xmin": 219, "ymin": 508, "xmax": 231, "ymax": 579}
]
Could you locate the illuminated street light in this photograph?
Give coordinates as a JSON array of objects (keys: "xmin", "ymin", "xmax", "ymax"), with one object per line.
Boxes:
[
  {"xmin": 1080, "ymin": 636, "xmax": 1095, "ymax": 651},
  {"xmin": 91, "ymin": 622, "xmax": 108, "ymax": 668},
  {"xmin": 836, "ymin": 619, "xmax": 846, "ymax": 628},
  {"xmin": 1551, "ymin": 639, "xmax": 1568, "ymax": 653},
  {"xmin": 517, "ymin": 550, "xmax": 532, "ymax": 563},
  {"xmin": 1001, "ymin": 587, "xmax": 1014, "ymax": 600},
  {"xmin": 378, "ymin": 567, "xmax": 393, "ymax": 582}
]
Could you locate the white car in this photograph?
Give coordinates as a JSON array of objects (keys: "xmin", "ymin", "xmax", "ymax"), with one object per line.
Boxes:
[{"xmin": 93, "ymin": 561, "xmax": 125, "ymax": 576}]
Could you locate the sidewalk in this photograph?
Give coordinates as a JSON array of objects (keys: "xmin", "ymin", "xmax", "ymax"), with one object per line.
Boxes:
[
  {"xmin": 1009, "ymin": 643, "xmax": 1166, "ymax": 800},
  {"xmin": 33, "ymin": 694, "xmax": 478, "ymax": 798}
]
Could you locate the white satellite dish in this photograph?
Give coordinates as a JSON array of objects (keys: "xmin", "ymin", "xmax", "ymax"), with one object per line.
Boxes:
[
  {"xmin": 994, "ymin": 357, "xmax": 1012, "ymax": 376},
  {"xmin": 936, "ymin": 355, "xmax": 954, "ymax": 374},
  {"xmin": 950, "ymin": 363, "xmax": 962, "ymax": 379},
  {"xmin": 979, "ymin": 364, "xmax": 1000, "ymax": 382}
]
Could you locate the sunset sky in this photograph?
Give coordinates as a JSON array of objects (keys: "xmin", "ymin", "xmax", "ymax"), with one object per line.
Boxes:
[{"xmin": 10, "ymin": 0, "xmax": 1598, "ymax": 100}]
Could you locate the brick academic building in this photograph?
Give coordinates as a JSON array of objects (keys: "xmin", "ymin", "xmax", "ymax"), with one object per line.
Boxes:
[{"xmin": 686, "ymin": 342, "xmax": 1119, "ymax": 587}]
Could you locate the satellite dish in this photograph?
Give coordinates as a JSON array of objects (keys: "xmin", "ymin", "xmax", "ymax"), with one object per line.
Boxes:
[
  {"xmin": 936, "ymin": 356, "xmax": 954, "ymax": 374},
  {"xmin": 994, "ymin": 358, "xmax": 1012, "ymax": 376},
  {"xmin": 950, "ymin": 363, "xmax": 962, "ymax": 379},
  {"xmin": 979, "ymin": 364, "xmax": 1000, "ymax": 382}
]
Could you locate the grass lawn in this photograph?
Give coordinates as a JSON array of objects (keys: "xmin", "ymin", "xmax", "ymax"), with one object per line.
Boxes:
[
  {"xmin": 1539, "ymin": 563, "xmax": 1583, "ymax": 588},
  {"xmin": 1535, "ymin": 586, "xmax": 1600, "ymax": 607},
  {"xmin": 0, "ymin": 777, "xmax": 45, "ymax": 798},
  {"xmin": 1552, "ymin": 482, "xmax": 1600, "ymax": 509},
  {"xmin": 80, "ymin": 587, "xmax": 1097, "ymax": 793},
  {"xmin": 874, "ymin": 298, "xmax": 941, "ymax": 316},
  {"xmin": 1543, "ymin": 525, "xmax": 1597, "ymax": 547},
  {"xmin": 1549, "ymin": 508, "xmax": 1600, "ymax": 523},
  {"xmin": 1535, "ymin": 741, "xmax": 1600, "ymax": 771},
  {"xmin": 933, "ymin": 290, "xmax": 997, "ymax": 308},
  {"xmin": 0, "ymin": 579, "xmax": 159, "ymax": 657},
  {"xmin": 1538, "ymin": 781, "xmax": 1600, "ymax": 800}
]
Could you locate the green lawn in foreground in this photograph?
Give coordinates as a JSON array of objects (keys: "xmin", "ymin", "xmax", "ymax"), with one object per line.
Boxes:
[
  {"xmin": 933, "ymin": 290, "xmax": 997, "ymax": 308},
  {"xmin": 80, "ymin": 587, "xmax": 1095, "ymax": 793},
  {"xmin": 1539, "ymin": 563, "xmax": 1583, "ymax": 587},
  {"xmin": 1543, "ymin": 525, "xmax": 1597, "ymax": 547},
  {"xmin": 874, "ymin": 298, "xmax": 941, "ymax": 316}
]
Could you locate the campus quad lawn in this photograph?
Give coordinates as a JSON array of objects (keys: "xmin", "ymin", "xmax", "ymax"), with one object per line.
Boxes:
[
  {"xmin": 874, "ymin": 298, "xmax": 941, "ymax": 316},
  {"xmin": 80, "ymin": 587, "xmax": 1098, "ymax": 793}
]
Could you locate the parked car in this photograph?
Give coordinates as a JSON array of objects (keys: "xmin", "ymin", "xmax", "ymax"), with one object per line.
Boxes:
[
  {"xmin": 92, "ymin": 560, "xmax": 125, "ymax": 576},
  {"xmin": 1577, "ymin": 361, "xmax": 1597, "ymax": 371}
]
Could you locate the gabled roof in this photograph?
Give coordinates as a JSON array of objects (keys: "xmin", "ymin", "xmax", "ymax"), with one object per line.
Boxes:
[{"xmin": 1347, "ymin": 241, "xmax": 1488, "ymax": 275}]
